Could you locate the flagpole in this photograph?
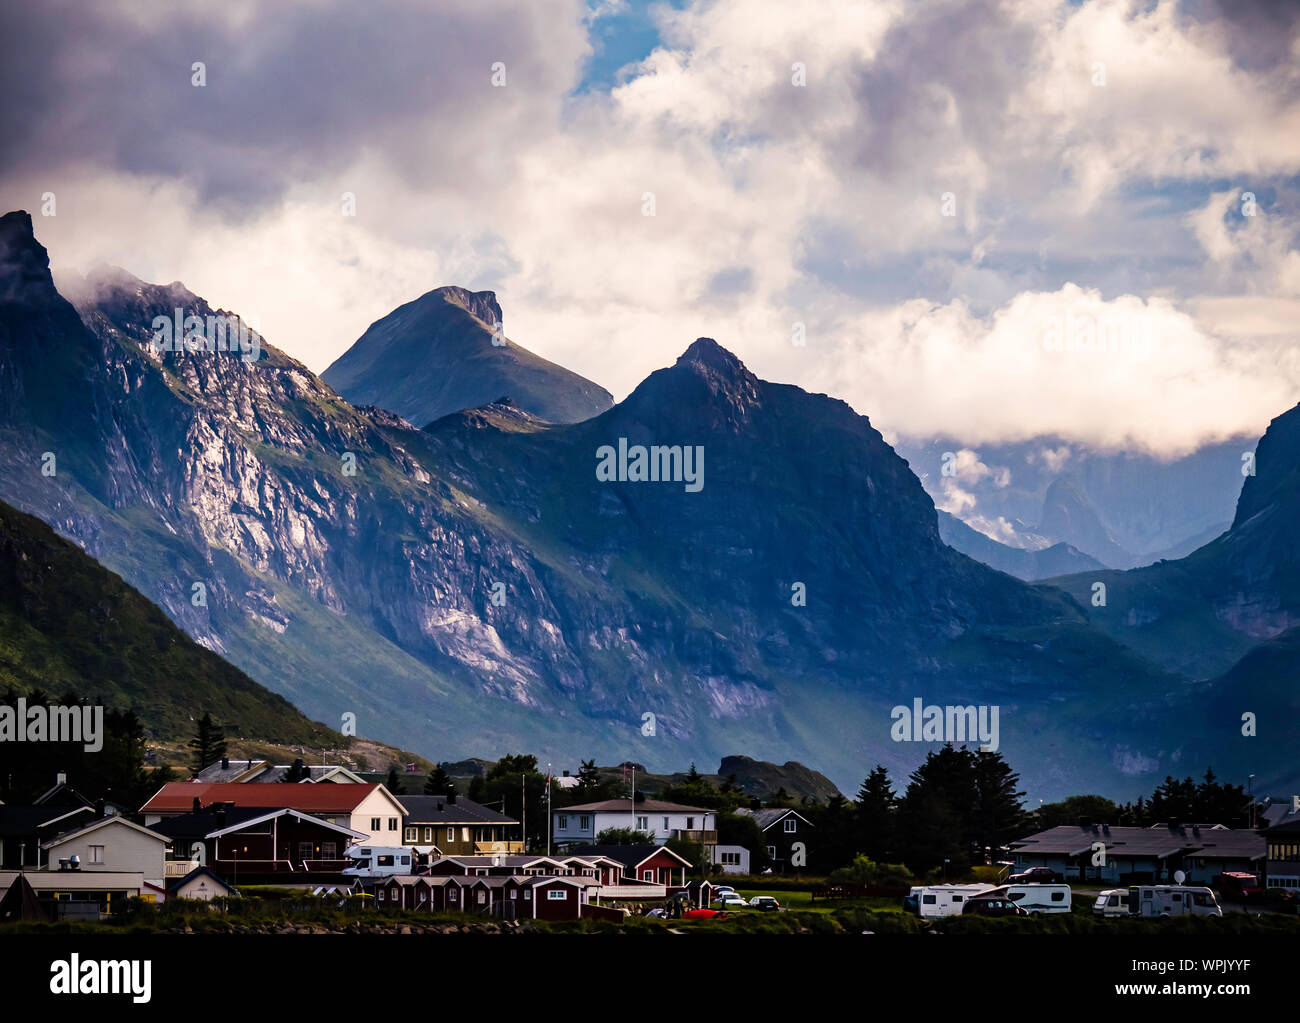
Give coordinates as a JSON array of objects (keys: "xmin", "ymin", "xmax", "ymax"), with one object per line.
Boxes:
[
  {"xmin": 521, "ymin": 773, "xmax": 526, "ymax": 855},
  {"xmin": 546, "ymin": 762, "xmax": 552, "ymax": 857}
]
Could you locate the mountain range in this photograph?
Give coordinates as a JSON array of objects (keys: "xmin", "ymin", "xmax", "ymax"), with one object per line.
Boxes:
[{"xmin": 1, "ymin": 209, "xmax": 1295, "ymax": 799}]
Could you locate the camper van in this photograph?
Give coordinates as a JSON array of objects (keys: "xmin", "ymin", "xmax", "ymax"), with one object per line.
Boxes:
[
  {"xmin": 1002, "ymin": 883, "xmax": 1072, "ymax": 915},
  {"xmin": 1092, "ymin": 889, "xmax": 1130, "ymax": 917},
  {"xmin": 904, "ymin": 884, "xmax": 996, "ymax": 919},
  {"xmin": 1127, "ymin": 885, "xmax": 1222, "ymax": 918},
  {"xmin": 342, "ymin": 846, "xmax": 415, "ymax": 878}
]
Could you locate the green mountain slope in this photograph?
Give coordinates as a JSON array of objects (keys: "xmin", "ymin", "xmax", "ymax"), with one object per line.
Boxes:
[{"xmin": 0, "ymin": 498, "xmax": 340, "ymax": 746}]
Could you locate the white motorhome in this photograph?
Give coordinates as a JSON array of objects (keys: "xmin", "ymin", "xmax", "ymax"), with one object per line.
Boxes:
[
  {"xmin": 342, "ymin": 846, "xmax": 415, "ymax": 878},
  {"xmin": 1127, "ymin": 885, "xmax": 1222, "ymax": 918},
  {"xmin": 1002, "ymin": 883, "xmax": 1072, "ymax": 915},
  {"xmin": 905, "ymin": 884, "xmax": 996, "ymax": 919},
  {"xmin": 1093, "ymin": 889, "xmax": 1130, "ymax": 917}
]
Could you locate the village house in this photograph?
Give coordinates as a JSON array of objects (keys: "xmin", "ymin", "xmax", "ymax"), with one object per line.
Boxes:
[
  {"xmin": 397, "ymin": 793, "xmax": 522, "ymax": 857},
  {"xmin": 552, "ymin": 798, "xmax": 716, "ymax": 850},
  {"xmin": 149, "ymin": 804, "xmax": 367, "ymax": 884},
  {"xmin": 1263, "ymin": 816, "xmax": 1300, "ymax": 892},
  {"xmin": 0, "ymin": 804, "xmax": 96, "ymax": 869},
  {"xmin": 140, "ymin": 781, "xmax": 406, "ymax": 845},
  {"xmin": 40, "ymin": 815, "xmax": 170, "ymax": 887},
  {"xmin": 569, "ymin": 843, "xmax": 695, "ymax": 886},
  {"xmin": 735, "ymin": 807, "xmax": 814, "ymax": 873},
  {"xmin": 1009, "ymin": 822, "xmax": 1266, "ymax": 884},
  {"xmin": 168, "ymin": 866, "xmax": 237, "ymax": 902},
  {"xmin": 711, "ymin": 844, "xmax": 751, "ymax": 875}
]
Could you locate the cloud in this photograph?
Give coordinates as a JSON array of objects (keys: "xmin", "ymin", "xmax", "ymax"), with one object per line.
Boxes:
[{"xmin": 1, "ymin": 0, "xmax": 1297, "ymax": 455}]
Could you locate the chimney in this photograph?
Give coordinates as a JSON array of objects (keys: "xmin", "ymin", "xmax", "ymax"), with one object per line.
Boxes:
[
  {"xmin": 437, "ymin": 801, "xmax": 443, "ymax": 812},
  {"xmin": 214, "ymin": 804, "xmax": 227, "ymax": 828},
  {"xmin": 563, "ymin": 770, "xmax": 570, "ymax": 777},
  {"xmin": 221, "ymin": 757, "xmax": 230, "ymax": 770},
  {"xmin": 56, "ymin": 772, "xmax": 67, "ymax": 786},
  {"xmin": 1292, "ymin": 795, "xmax": 1299, "ymax": 814},
  {"xmin": 447, "ymin": 789, "xmax": 456, "ymax": 805}
]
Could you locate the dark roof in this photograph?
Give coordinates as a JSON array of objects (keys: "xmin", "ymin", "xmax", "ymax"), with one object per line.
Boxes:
[
  {"xmin": 569, "ymin": 844, "xmax": 693, "ymax": 869},
  {"xmin": 0, "ymin": 874, "xmax": 43, "ymax": 920},
  {"xmin": 0, "ymin": 805, "xmax": 95, "ymax": 835},
  {"xmin": 168, "ymin": 866, "xmax": 235, "ymax": 895},
  {"xmin": 1010, "ymin": 825, "xmax": 1264, "ymax": 860},
  {"xmin": 148, "ymin": 806, "xmax": 280, "ymax": 838},
  {"xmin": 397, "ymin": 795, "xmax": 516, "ymax": 826},
  {"xmin": 33, "ymin": 781, "xmax": 95, "ymax": 809},
  {"xmin": 736, "ymin": 807, "xmax": 813, "ymax": 831}
]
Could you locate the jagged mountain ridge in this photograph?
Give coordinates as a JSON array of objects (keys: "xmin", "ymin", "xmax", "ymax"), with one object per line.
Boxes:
[
  {"xmin": 322, "ymin": 285, "xmax": 613, "ymax": 426},
  {"xmin": 0, "ymin": 210, "xmax": 1285, "ymax": 797}
]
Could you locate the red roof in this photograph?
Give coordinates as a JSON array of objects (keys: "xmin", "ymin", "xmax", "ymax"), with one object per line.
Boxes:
[{"xmin": 141, "ymin": 782, "xmax": 386, "ymax": 815}]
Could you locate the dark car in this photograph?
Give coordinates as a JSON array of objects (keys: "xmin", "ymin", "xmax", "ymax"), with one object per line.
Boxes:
[
  {"xmin": 963, "ymin": 894, "xmax": 1030, "ymax": 917},
  {"xmin": 1008, "ymin": 867, "xmax": 1064, "ymax": 884}
]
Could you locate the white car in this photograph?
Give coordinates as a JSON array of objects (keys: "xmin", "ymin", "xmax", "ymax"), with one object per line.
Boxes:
[{"xmin": 712, "ymin": 894, "xmax": 748, "ymax": 908}]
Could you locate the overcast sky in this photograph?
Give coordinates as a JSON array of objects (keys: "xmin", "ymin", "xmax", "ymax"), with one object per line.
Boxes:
[{"xmin": 2, "ymin": 0, "xmax": 1297, "ymax": 455}]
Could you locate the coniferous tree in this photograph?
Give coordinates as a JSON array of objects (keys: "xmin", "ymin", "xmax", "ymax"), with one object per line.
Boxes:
[
  {"xmin": 424, "ymin": 764, "xmax": 453, "ymax": 795},
  {"xmin": 187, "ymin": 713, "xmax": 227, "ymax": 775},
  {"xmin": 855, "ymin": 765, "xmax": 897, "ymax": 861},
  {"xmin": 385, "ymin": 766, "xmax": 404, "ymax": 795}
]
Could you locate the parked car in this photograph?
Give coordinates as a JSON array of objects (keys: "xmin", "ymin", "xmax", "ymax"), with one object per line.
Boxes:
[
  {"xmin": 643, "ymin": 908, "xmax": 668, "ymax": 918},
  {"xmin": 684, "ymin": 908, "xmax": 727, "ymax": 920},
  {"xmin": 1007, "ymin": 867, "xmax": 1065, "ymax": 884},
  {"xmin": 748, "ymin": 895, "xmax": 781, "ymax": 911},
  {"xmin": 712, "ymin": 894, "xmax": 748, "ymax": 908},
  {"xmin": 712, "ymin": 885, "xmax": 737, "ymax": 896},
  {"xmin": 962, "ymin": 894, "xmax": 1029, "ymax": 917}
]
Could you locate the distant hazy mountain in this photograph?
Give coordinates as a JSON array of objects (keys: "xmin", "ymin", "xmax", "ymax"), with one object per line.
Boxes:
[
  {"xmin": 937, "ymin": 510, "xmax": 1104, "ymax": 581},
  {"xmin": 2, "ymin": 210, "xmax": 1289, "ymax": 797},
  {"xmin": 322, "ymin": 285, "xmax": 613, "ymax": 426},
  {"xmin": 894, "ymin": 435, "xmax": 1250, "ymax": 569},
  {"xmin": 1047, "ymin": 400, "xmax": 1300, "ymax": 679}
]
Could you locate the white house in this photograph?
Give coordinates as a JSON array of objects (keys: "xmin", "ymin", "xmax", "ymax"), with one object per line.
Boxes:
[
  {"xmin": 552, "ymin": 799, "xmax": 716, "ymax": 849},
  {"xmin": 711, "ymin": 844, "xmax": 751, "ymax": 875},
  {"xmin": 40, "ymin": 815, "xmax": 171, "ymax": 888}
]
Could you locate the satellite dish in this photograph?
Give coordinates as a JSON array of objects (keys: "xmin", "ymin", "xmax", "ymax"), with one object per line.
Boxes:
[{"xmin": 1174, "ymin": 870, "xmax": 1186, "ymax": 884}]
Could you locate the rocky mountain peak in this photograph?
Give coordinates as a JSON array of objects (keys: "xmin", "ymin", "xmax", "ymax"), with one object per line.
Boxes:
[
  {"xmin": 429, "ymin": 285, "xmax": 503, "ymax": 328},
  {"xmin": 0, "ymin": 210, "xmax": 60, "ymax": 306}
]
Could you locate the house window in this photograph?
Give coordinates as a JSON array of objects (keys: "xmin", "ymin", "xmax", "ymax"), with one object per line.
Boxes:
[
  {"xmin": 784, "ymin": 819, "xmax": 797, "ymax": 833},
  {"xmin": 405, "ymin": 827, "xmax": 417, "ymax": 842},
  {"xmin": 423, "ymin": 827, "xmax": 432, "ymax": 842},
  {"xmin": 509, "ymin": 889, "xmax": 518, "ymax": 899},
  {"xmin": 643, "ymin": 869, "xmax": 653, "ymax": 881},
  {"xmin": 687, "ymin": 817, "xmax": 695, "ymax": 829},
  {"xmin": 664, "ymin": 818, "xmax": 670, "ymax": 830},
  {"xmin": 89, "ymin": 845, "xmax": 105, "ymax": 864},
  {"xmin": 389, "ymin": 818, "xmax": 398, "ymax": 831},
  {"xmin": 371, "ymin": 818, "xmax": 381, "ymax": 831},
  {"xmin": 767, "ymin": 846, "xmax": 776, "ymax": 859},
  {"xmin": 448, "ymin": 828, "xmax": 455, "ymax": 842},
  {"xmin": 637, "ymin": 817, "xmax": 648, "ymax": 830},
  {"xmin": 418, "ymin": 891, "xmax": 426, "ymax": 903},
  {"xmin": 524, "ymin": 889, "xmax": 532, "ymax": 900},
  {"xmin": 449, "ymin": 889, "xmax": 458, "ymax": 902},
  {"xmin": 477, "ymin": 890, "xmax": 486, "ymax": 904},
  {"xmin": 580, "ymin": 816, "xmax": 590, "ymax": 830},
  {"xmin": 321, "ymin": 842, "xmax": 337, "ymax": 859},
  {"xmin": 298, "ymin": 842, "xmax": 314, "ymax": 860},
  {"xmin": 559, "ymin": 816, "xmax": 568, "ymax": 830},
  {"xmin": 378, "ymin": 890, "xmax": 385, "ymax": 901},
  {"xmin": 547, "ymin": 890, "xmax": 566, "ymax": 900}
]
